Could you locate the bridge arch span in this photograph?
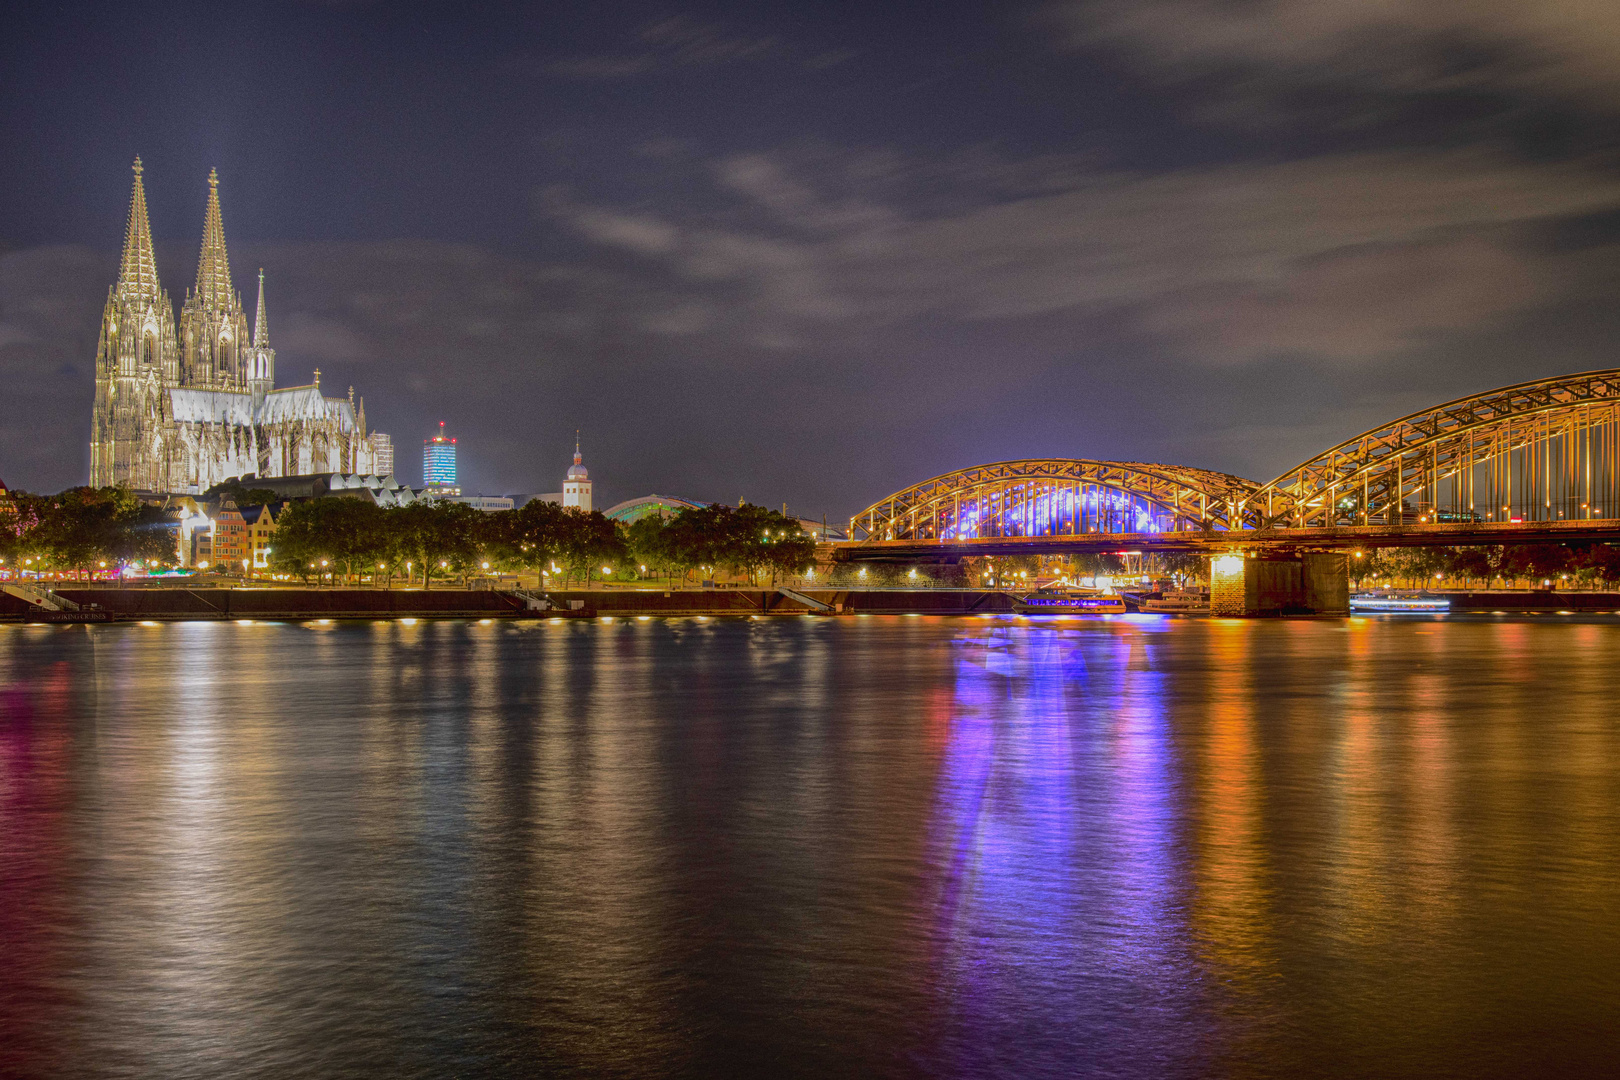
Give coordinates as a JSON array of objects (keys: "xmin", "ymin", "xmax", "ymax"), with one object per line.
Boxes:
[
  {"xmin": 1250, "ymin": 368, "xmax": 1620, "ymax": 528},
  {"xmin": 848, "ymin": 458, "xmax": 1261, "ymax": 542}
]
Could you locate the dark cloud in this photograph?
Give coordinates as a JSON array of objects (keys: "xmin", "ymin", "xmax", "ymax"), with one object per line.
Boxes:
[
  {"xmin": 544, "ymin": 145, "xmax": 1620, "ymax": 362},
  {"xmin": 1046, "ymin": 0, "xmax": 1620, "ymax": 134},
  {"xmin": 539, "ymin": 14, "xmax": 781, "ymax": 80}
]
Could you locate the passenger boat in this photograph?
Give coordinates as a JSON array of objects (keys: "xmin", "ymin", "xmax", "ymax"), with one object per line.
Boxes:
[
  {"xmin": 1141, "ymin": 592, "xmax": 1210, "ymax": 613},
  {"xmin": 1348, "ymin": 593, "xmax": 1451, "ymax": 612},
  {"xmin": 1013, "ymin": 591, "xmax": 1127, "ymax": 614}
]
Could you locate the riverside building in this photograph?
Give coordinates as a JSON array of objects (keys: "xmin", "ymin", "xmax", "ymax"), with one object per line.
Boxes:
[{"xmin": 89, "ymin": 159, "xmax": 381, "ymax": 493}]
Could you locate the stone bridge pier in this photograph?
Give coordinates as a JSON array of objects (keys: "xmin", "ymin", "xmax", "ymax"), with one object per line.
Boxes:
[{"xmin": 1209, "ymin": 551, "xmax": 1348, "ymax": 616}]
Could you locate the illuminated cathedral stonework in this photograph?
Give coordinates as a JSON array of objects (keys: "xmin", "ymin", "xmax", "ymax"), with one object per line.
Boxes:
[{"xmin": 90, "ymin": 159, "xmax": 378, "ymax": 492}]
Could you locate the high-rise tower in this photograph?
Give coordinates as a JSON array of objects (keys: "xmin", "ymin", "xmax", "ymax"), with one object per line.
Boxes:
[
  {"xmin": 423, "ymin": 422, "xmax": 459, "ymax": 495},
  {"xmin": 90, "ymin": 157, "xmax": 180, "ymax": 488},
  {"xmin": 179, "ymin": 169, "xmax": 251, "ymax": 389}
]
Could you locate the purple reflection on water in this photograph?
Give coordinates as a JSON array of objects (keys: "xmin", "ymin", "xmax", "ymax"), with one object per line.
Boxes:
[{"xmin": 925, "ymin": 625, "xmax": 1213, "ymax": 1078}]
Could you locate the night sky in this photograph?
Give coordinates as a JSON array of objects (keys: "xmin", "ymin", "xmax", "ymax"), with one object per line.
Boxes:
[{"xmin": 5, "ymin": 1, "xmax": 1620, "ymax": 517}]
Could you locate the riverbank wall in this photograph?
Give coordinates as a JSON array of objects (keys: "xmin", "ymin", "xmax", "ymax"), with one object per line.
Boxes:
[{"xmin": 0, "ymin": 587, "xmax": 1022, "ymax": 622}]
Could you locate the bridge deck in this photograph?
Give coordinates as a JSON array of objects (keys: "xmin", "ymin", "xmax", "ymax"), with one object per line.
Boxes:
[{"xmin": 832, "ymin": 518, "xmax": 1620, "ymax": 559}]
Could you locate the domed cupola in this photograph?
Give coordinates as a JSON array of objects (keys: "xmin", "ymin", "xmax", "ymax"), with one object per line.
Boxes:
[{"xmin": 567, "ymin": 437, "xmax": 588, "ymax": 481}]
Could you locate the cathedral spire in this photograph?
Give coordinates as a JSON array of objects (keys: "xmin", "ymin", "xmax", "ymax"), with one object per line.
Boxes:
[
  {"xmin": 117, "ymin": 157, "xmax": 162, "ymax": 300},
  {"xmin": 254, "ymin": 268, "xmax": 268, "ymax": 347},
  {"xmin": 193, "ymin": 168, "xmax": 234, "ymax": 309}
]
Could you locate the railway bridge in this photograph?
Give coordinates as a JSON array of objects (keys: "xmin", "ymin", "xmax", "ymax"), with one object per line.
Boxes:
[{"xmin": 833, "ymin": 369, "xmax": 1620, "ymax": 613}]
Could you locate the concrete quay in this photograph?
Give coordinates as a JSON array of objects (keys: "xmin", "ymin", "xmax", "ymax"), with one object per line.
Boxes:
[{"xmin": 0, "ymin": 587, "xmax": 1024, "ymax": 623}]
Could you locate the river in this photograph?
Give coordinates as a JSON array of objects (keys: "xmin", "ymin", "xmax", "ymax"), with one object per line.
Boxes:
[{"xmin": 2, "ymin": 614, "xmax": 1617, "ymax": 1078}]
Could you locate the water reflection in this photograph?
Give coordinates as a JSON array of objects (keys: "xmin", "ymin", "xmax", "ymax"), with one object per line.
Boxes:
[
  {"xmin": 3, "ymin": 616, "xmax": 1620, "ymax": 1079},
  {"xmin": 930, "ymin": 623, "xmax": 1210, "ymax": 1076}
]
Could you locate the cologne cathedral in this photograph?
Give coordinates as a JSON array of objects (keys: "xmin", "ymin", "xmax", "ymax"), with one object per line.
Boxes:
[{"xmin": 89, "ymin": 159, "xmax": 380, "ymax": 493}]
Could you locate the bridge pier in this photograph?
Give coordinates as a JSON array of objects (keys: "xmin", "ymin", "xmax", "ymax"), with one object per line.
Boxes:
[{"xmin": 1210, "ymin": 552, "xmax": 1348, "ymax": 616}]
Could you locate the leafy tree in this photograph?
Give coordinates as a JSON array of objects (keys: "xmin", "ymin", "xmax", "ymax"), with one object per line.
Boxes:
[
  {"xmin": 661, "ymin": 504, "xmax": 732, "ymax": 582},
  {"xmin": 556, "ymin": 508, "xmax": 628, "ymax": 586},
  {"xmin": 482, "ymin": 498, "xmax": 572, "ymax": 577},
  {"xmin": 1157, "ymin": 552, "xmax": 1206, "ymax": 585},
  {"xmin": 10, "ymin": 487, "xmax": 176, "ymax": 577},
  {"xmin": 624, "ymin": 514, "xmax": 679, "ymax": 581},
  {"xmin": 654, "ymin": 503, "xmax": 813, "ymax": 586},
  {"xmin": 267, "ymin": 498, "xmax": 390, "ymax": 583},
  {"xmin": 268, "ymin": 499, "xmax": 336, "ymax": 583},
  {"xmin": 1449, "ymin": 548, "xmax": 1494, "ymax": 587},
  {"xmin": 394, "ymin": 500, "xmax": 482, "ymax": 587},
  {"xmin": 1071, "ymin": 552, "xmax": 1120, "ymax": 583},
  {"xmin": 1348, "ymin": 549, "xmax": 1386, "ymax": 586},
  {"xmin": 1499, "ymin": 543, "xmax": 1574, "ymax": 586},
  {"xmin": 1579, "ymin": 545, "xmax": 1620, "ymax": 588},
  {"xmin": 728, "ymin": 504, "xmax": 815, "ymax": 585}
]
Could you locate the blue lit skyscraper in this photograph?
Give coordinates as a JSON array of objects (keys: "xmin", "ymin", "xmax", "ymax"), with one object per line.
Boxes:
[{"xmin": 423, "ymin": 421, "xmax": 459, "ymax": 495}]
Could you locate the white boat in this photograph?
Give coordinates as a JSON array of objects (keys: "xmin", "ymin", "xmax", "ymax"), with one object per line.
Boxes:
[
  {"xmin": 1014, "ymin": 592, "xmax": 1126, "ymax": 614},
  {"xmin": 1349, "ymin": 593, "xmax": 1451, "ymax": 612},
  {"xmin": 1141, "ymin": 593, "xmax": 1210, "ymax": 613}
]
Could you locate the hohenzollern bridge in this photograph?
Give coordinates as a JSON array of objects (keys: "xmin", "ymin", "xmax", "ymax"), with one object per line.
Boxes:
[{"xmin": 835, "ymin": 370, "xmax": 1620, "ymax": 610}]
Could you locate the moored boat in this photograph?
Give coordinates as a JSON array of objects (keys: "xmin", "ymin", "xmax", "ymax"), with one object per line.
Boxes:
[
  {"xmin": 1141, "ymin": 592, "xmax": 1210, "ymax": 613},
  {"xmin": 1014, "ymin": 592, "xmax": 1127, "ymax": 614}
]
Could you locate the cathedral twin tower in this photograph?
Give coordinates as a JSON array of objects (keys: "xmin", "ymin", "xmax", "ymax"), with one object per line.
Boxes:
[{"xmin": 90, "ymin": 158, "xmax": 379, "ymax": 492}]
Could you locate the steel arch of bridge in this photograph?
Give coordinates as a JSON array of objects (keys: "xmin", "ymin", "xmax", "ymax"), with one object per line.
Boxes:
[
  {"xmin": 848, "ymin": 459, "xmax": 1262, "ymax": 542},
  {"xmin": 1248, "ymin": 368, "xmax": 1620, "ymax": 528}
]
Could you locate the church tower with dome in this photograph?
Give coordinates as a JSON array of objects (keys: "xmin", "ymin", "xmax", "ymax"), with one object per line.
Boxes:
[{"xmin": 563, "ymin": 435, "xmax": 592, "ymax": 511}]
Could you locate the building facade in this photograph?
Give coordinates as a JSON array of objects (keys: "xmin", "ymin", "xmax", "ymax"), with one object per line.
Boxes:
[
  {"xmin": 90, "ymin": 159, "xmax": 380, "ymax": 493},
  {"xmin": 370, "ymin": 433, "xmax": 395, "ymax": 477},
  {"xmin": 210, "ymin": 498, "xmax": 248, "ymax": 570},
  {"xmin": 423, "ymin": 422, "xmax": 459, "ymax": 495},
  {"xmin": 450, "ymin": 495, "xmax": 514, "ymax": 512},
  {"xmin": 245, "ymin": 503, "xmax": 282, "ymax": 570}
]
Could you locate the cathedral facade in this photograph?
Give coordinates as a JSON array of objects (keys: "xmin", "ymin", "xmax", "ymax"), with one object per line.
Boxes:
[{"xmin": 90, "ymin": 159, "xmax": 381, "ymax": 493}]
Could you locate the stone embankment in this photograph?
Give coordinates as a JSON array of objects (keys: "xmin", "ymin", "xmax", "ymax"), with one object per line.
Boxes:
[{"xmin": 0, "ymin": 587, "xmax": 1022, "ymax": 623}]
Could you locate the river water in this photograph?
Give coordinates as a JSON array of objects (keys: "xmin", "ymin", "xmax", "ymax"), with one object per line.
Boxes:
[{"xmin": 2, "ymin": 614, "xmax": 1618, "ymax": 1079}]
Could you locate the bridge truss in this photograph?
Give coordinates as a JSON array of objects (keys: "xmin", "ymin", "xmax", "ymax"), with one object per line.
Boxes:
[
  {"xmin": 1249, "ymin": 369, "xmax": 1620, "ymax": 528},
  {"xmin": 848, "ymin": 459, "xmax": 1262, "ymax": 542}
]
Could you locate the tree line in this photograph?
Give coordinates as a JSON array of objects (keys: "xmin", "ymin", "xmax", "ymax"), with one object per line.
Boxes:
[
  {"xmin": 0, "ymin": 487, "xmax": 176, "ymax": 576},
  {"xmin": 0, "ymin": 487, "xmax": 818, "ymax": 586},
  {"xmin": 1349, "ymin": 543, "xmax": 1620, "ymax": 588},
  {"xmin": 268, "ymin": 496, "xmax": 817, "ymax": 587}
]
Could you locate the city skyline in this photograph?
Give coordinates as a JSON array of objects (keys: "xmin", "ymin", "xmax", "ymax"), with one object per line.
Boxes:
[{"xmin": 8, "ymin": 2, "xmax": 1620, "ymax": 519}]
